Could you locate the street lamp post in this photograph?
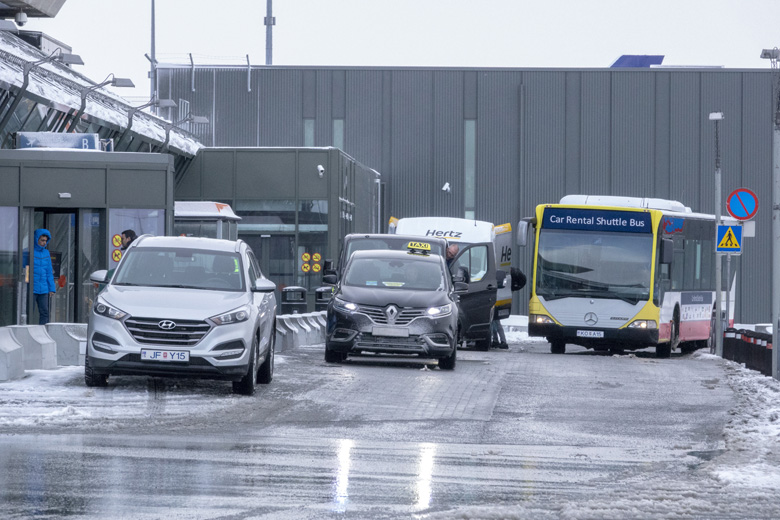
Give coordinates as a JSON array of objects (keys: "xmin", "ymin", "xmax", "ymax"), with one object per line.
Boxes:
[
  {"xmin": 115, "ymin": 98, "xmax": 176, "ymax": 150},
  {"xmin": 710, "ymin": 111, "xmax": 725, "ymax": 357},
  {"xmin": 760, "ymin": 48, "xmax": 780, "ymax": 380},
  {"xmin": 62, "ymin": 73, "xmax": 135, "ymax": 133},
  {"xmin": 0, "ymin": 48, "xmax": 83, "ymax": 137},
  {"xmin": 162, "ymin": 114, "xmax": 209, "ymax": 150}
]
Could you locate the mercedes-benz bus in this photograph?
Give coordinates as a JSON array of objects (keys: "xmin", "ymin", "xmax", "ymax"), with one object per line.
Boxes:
[{"xmin": 517, "ymin": 195, "xmax": 738, "ymax": 357}]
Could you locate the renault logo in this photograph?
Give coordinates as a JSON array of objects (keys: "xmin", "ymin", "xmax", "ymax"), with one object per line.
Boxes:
[
  {"xmin": 158, "ymin": 320, "xmax": 177, "ymax": 330},
  {"xmin": 385, "ymin": 305, "xmax": 398, "ymax": 323},
  {"xmin": 584, "ymin": 312, "xmax": 598, "ymax": 326}
]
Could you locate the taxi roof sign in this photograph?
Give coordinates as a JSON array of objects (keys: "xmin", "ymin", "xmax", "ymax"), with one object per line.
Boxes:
[{"xmin": 407, "ymin": 241, "xmax": 431, "ymax": 254}]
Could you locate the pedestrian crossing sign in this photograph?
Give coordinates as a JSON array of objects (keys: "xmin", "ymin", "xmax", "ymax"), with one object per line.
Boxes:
[{"xmin": 716, "ymin": 225, "xmax": 742, "ymax": 253}]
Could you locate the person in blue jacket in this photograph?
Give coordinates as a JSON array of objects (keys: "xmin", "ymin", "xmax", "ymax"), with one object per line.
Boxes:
[{"xmin": 32, "ymin": 228, "xmax": 57, "ymax": 324}]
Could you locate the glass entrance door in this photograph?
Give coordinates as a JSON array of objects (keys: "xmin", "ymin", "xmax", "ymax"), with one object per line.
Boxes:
[{"xmin": 22, "ymin": 209, "xmax": 105, "ymax": 324}]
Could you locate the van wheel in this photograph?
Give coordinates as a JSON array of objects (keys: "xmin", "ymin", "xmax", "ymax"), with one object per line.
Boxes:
[
  {"xmin": 439, "ymin": 341, "xmax": 457, "ymax": 370},
  {"xmin": 325, "ymin": 343, "xmax": 346, "ymax": 363},
  {"xmin": 550, "ymin": 341, "xmax": 565, "ymax": 354}
]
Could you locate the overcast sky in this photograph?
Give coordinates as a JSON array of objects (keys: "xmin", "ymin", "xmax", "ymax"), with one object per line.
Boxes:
[{"xmin": 28, "ymin": 0, "xmax": 780, "ymax": 101}]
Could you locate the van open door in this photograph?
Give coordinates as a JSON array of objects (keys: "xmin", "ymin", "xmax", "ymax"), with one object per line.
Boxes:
[{"xmin": 449, "ymin": 242, "xmax": 497, "ymax": 351}]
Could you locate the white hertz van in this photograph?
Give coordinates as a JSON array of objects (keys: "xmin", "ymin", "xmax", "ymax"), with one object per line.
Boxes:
[{"xmin": 388, "ymin": 217, "xmax": 511, "ymax": 350}]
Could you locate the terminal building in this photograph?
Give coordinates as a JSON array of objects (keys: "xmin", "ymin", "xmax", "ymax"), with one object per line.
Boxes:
[{"xmin": 0, "ymin": 1, "xmax": 776, "ymax": 323}]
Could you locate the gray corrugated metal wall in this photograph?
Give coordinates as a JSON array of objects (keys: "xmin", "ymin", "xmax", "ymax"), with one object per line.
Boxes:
[{"xmin": 159, "ymin": 65, "xmax": 775, "ymax": 323}]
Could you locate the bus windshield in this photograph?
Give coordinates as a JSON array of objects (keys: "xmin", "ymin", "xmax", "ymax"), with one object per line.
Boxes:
[{"xmin": 536, "ymin": 229, "xmax": 653, "ymax": 303}]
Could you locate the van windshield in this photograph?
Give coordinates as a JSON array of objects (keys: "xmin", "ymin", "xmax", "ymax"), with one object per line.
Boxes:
[
  {"xmin": 346, "ymin": 238, "xmax": 445, "ymax": 260},
  {"xmin": 113, "ymin": 248, "xmax": 244, "ymax": 291},
  {"xmin": 344, "ymin": 257, "xmax": 445, "ymax": 291}
]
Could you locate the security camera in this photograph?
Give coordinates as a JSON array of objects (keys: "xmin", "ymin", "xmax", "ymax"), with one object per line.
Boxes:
[
  {"xmin": 441, "ymin": 182, "xmax": 451, "ymax": 193},
  {"xmin": 317, "ymin": 164, "xmax": 325, "ymax": 177},
  {"xmin": 14, "ymin": 11, "xmax": 27, "ymax": 26}
]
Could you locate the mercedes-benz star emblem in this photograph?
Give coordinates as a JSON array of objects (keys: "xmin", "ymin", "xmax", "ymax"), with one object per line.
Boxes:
[
  {"xmin": 385, "ymin": 305, "xmax": 398, "ymax": 323},
  {"xmin": 584, "ymin": 312, "xmax": 598, "ymax": 326},
  {"xmin": 158, "ymin": 320, "xmax": 177, "ymax": 330}
]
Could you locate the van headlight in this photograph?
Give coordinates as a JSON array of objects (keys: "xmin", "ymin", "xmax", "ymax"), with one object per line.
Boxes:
[
  {"xmin": 426, "ymin": 303, "xmax": 452, "ymax": 317},
  {"xmin": 210, "ymin": 306, "xmax": 250, "ymax": 325},
  {"xmin": 93, "ymin": 298, "xmax": 127, "ymax": 320},
  {"xmin": 333, "ymin": 297, "xmax": 358, "ymax": 312},
  {"xmin": 628, "ymin": 320, "xmax": 657, "ymax": 329}
]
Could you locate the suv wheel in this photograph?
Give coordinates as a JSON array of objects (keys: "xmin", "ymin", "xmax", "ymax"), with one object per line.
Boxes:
[
  {"xmin": 257, "ymin": 328, "xmax": 275, "ymax": 384},
  {"xmin": 325, "ymin": 343, "xmax": 346, "ymax": 363},
  {"xmin": 84, "ymin": 355, "xmax": 108, "ymax": 387},
  {"xmin": 233, "ymin": 337, "xmax": 258, "ymax": 395}
]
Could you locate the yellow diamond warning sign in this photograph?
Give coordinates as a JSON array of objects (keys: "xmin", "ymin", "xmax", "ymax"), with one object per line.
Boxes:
[{"xmin": 716, "ymin": 225, "xmax": 742, "ymax": 253}]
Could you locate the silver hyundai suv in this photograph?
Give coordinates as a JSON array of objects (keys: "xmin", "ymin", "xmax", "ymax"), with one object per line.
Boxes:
[{"xmin": 85, "ymin": 236, "xmax": 277, "ymax": 395}]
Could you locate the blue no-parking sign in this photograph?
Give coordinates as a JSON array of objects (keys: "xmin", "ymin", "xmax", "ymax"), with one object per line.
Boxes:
[{"xmin": 726, "ymin": 188, "xmax": 758, "ymax": 221}]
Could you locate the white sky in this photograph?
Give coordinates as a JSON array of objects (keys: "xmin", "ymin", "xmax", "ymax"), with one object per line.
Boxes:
[{"xmin": 26, "ymin": 0, "xmax": 780, "ymax": 101}]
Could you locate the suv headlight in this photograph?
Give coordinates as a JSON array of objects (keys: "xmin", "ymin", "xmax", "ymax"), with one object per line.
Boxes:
[
  {"xmin": 93, "ymin": 298, "xmax": 127, "ymax": 320},
  {"xmin": 210, "ymin": 306, "xmax": 250, "ymax": 325},
  {"xmin": 426, "ymin": 303, "xmax": 452, "ymax": 317},
  {"xmin": 628, "ymin": 320, "xmax": 657, "ymax": 329},
  {"xmin": 333, "ymin": 297, "xmax": 358, "ymax": 312}
]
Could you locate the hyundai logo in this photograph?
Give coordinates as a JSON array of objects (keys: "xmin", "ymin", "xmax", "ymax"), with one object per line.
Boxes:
[
  {"xmin": 584, "ymin": 312, "xmax": 598, "ymax": 326},
  {"xmin": 158, "ymin": 320, "xmax": 177, "ymax": 330}
]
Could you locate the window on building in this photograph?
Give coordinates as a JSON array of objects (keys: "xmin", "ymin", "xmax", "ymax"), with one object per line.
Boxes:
[
  {"xmin": 464, "ymin": 119, "xmax": 476, "ymax": 219},
  {"xmin": 333, "ymin": 119, "xmax": 344, "ymax": 150}
]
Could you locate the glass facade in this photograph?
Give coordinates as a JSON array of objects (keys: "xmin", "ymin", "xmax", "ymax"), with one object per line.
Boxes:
[
  {"xmin": 0, "ymin": 207, "xmax": 18, "ymax": 327},
  {"xmin": 108, "ymin": 209, "xmax": 165, "ymax": 269}
]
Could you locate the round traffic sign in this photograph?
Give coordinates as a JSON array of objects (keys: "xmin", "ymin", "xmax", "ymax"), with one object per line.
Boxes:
[
  {"xmin": 112, "ymin": 234, "xmax": 122, "ymax": 247},
  {"xmin": 726, "ymin": 188, "xmax": 758, "ymax": 221},
  {"xmin": 312, "ymin": 263, "xmax": 321, "ymax": 272},
  {"xmin": 301, "ymin": 263, "xmax": 311, "ymax": 272},
  {"xmin": 302, "ymin": 252, "xmax": 311, "ymax": 262},
  {"xmin": 312, "ymin": 253, "xmax": 321, "ymax": 262},
  {"xmin": 112, "ymin": 249, "xmax": 122, "ymax": 262}
]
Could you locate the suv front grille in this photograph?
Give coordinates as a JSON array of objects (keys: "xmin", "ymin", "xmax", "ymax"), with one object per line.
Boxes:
[
  {"xmin": 356, "ymin": 304, "xmax": 428, "ymax": 325},
  {"xmin": 125, "ymin": 317, "xmax": 211, "ymax": 346}
]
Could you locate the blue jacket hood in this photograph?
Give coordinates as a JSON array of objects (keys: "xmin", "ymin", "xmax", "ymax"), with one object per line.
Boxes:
[{"xmin": 34, "ymin": 229, "xmax": 52, "ymax": 248}]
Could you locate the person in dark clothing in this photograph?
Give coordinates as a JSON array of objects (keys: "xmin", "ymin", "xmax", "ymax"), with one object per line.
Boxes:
[
  {"xmin": 491, "ymin": 266, "xmax": 527, "ymax": 349},
  {"xmin": 32, "ymin": 229, "xmax": 56, "ymax": 324},
  {"xmin": 120, "ymin": 229, "xmax": 137, "ymax": 250}
]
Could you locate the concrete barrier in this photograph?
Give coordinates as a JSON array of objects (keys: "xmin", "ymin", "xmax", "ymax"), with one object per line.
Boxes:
[
  {"xmin": 275, "ymin": 311, "xmax": 327, "ymax": 349},
  {"xmin": 46, "ymin": 323, "xmax": 87, "ymax": 366},
  {"xmin": 0, "ymin": 328, "xmax": 24, "ymax": 381},
  {"xmin": 8, "ymin": 325, "xmax": 57, "ymax": 370}
]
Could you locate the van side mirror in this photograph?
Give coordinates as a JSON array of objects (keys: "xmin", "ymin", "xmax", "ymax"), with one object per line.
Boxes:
[
  {"xmin": 453, "ymin": 281, "xmax": 468, "ymax": 293},
  {"xmin": 452, "ymin": 266, "xmax": 469, "ymax": 283},
  {"xmin": 496, "ymin": 269, "xmax": 507, "ymax": 288},
  {"xmin": 322, "ymin": 274, "xmax": 338, "ymax": 285},
  {"xmin": 660, "ymin": 238, "xmax": 674, "ymax": 264},
  {"xmin": 323, "ymin": 259, "xmax": 333, "ymax": 271}
]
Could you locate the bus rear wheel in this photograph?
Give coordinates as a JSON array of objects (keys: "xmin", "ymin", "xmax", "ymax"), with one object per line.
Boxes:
[{"xmin": 550, "ymin": 341, "xmax": 565, "ymax": 354}]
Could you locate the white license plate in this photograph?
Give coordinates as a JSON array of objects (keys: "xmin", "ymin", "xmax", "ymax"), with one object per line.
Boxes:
[
  {"xmin": 576, "ymin": 330, "xmax": 604, "ymax": 338},
  {"xmin": 372, "ymin": 326, "xmax": 410, "ymax": 337},
  {"xmin": 140, "ymin": 349, "xmax": 190, "ymax": 362}
]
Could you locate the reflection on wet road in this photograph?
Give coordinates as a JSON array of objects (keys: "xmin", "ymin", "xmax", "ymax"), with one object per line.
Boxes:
[{"xmin": 0, "ymin": 341, "xmax": 778, "ymax": 518}]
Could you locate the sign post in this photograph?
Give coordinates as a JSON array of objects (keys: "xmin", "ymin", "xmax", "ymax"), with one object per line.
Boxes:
[{"xmin": 710, "ymin": 112, "xmax": 724, "ymax": 357}]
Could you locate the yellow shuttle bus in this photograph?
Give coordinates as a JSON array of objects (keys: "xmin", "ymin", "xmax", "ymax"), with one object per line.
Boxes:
[{"xmin": 517, "ymin": 195, "xmax": 738, "ymax": 357}]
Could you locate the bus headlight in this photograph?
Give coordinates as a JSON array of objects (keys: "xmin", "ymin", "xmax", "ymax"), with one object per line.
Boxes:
[
  {"xmin": 628, "ymin": 320, "xmax": 657, "ymax": 329},
  {"xmin": 530, "ymin": 314, "xmax": 555, "ymax": 325}
]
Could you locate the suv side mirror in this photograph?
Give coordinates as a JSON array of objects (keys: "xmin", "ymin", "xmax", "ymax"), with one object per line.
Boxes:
[
  {"xmin": 252, "ymin": 278, "xmax": 277, "ymax": 293},
  {"xmin": 322, "ymin": 274, "xmax": 338, "ymax": 285},
  {"xmin": 90, "ymin": 270, "xmax": 108, "ymax": 283},
  {"xmin": 323, "ymin": 259, "xmax": 333, "ymax": 271},
  {"xmin": 496, "ymin": 269, "xmax": 506, "ymax": 289}
]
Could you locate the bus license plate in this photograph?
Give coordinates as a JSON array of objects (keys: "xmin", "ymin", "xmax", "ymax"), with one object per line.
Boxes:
[
  {"xmin": 576, "ymin": 330, "xmax": 604, "ymax": 338},
  {"xmin": 140, "ymin": 349, "xmax": 190, "ymax": 362}
]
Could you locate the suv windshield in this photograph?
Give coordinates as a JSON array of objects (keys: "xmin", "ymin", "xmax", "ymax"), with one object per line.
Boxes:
[
  {"xmin": 113, "ymin": 248, "xmax": 244, "ymax": 291},
  {"xmin": 344, "ymin": 257, "xmax": 445, "ymax": 291}
]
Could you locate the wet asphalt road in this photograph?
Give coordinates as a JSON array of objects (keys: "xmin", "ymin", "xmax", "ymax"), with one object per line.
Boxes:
[{"xmin": 1, "ymin": 340, "xmax": 775, "ymax": 519}]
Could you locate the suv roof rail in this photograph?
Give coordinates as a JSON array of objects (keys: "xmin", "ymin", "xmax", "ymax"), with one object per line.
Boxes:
[{"xmin": 234, "ymin": 239, "xmax": 244, "ymax": 253}]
